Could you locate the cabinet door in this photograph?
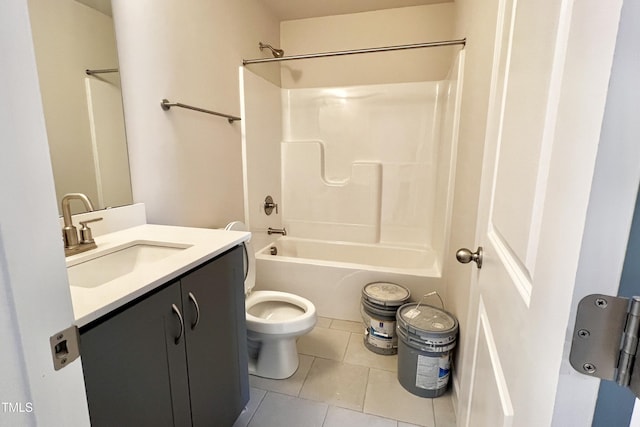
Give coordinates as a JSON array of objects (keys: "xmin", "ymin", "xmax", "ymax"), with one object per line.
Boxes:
[
  {"xmin": 80, "ymin": 282, "xmax": 192, "ymax": 427},
  {"xmin": 181, "ymin": 246, "xmax": 249, "ymax": 427}
]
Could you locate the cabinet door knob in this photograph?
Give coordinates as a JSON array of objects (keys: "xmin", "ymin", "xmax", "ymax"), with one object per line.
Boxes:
[
  {"xmin": 188, "ymin": 292, "xmax": 201, "ymax": 330},
  {"xmin": 171, "ymin": 304, "xmax": 185, "ymax": 345}
]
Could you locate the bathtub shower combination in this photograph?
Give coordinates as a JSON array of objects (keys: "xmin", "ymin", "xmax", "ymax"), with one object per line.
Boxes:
[{"xmin": 241, "ymin": 51, "xmax": 464, "ymax": 322}]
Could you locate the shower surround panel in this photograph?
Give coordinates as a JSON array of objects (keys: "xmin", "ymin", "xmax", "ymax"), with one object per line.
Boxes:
[{"xmin": 282, "ymin": 82, "xmax": 444, "ymax": 247}]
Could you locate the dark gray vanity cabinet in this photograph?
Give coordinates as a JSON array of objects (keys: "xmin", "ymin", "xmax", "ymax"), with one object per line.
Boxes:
[
  {"xmin": 180, "ymin": 246, "xmax": 249, "ymax": 426},
  {"xmin": 79, "ymin": 246, "xmax": 248, "ymax": 427},
  {"xmin": 80, "ymin": 282, "xmax": 192, "ymax": 426}
]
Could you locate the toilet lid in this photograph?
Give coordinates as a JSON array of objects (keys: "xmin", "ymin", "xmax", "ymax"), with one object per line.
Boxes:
[{"xmin": 225, "ymin": 221, "xmax": 255, "ymax": 294}]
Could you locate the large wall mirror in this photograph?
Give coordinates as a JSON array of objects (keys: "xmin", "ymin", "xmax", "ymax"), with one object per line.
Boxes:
[{"xmin": 28, "ymin": 0, "xmax": 133, "ymax": 215}]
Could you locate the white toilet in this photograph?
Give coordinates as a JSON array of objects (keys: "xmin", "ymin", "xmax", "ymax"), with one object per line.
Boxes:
[{"xmin": 226, "ymin": 222, "xmax": 317, "ymax": 379}]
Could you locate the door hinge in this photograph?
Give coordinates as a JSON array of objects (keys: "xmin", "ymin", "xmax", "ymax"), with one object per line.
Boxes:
[
  {"xmin": 49, "ymin": 325, "xmax": 80, "ymax": 371},
  {"xmin": 570, "ymin": 294, "xmax": 640, "ymax": 398}
]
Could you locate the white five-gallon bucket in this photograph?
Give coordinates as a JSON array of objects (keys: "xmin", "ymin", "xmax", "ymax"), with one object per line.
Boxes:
[
  {"xmin": 396, "ymin": 303, "xmax": 458, "ymax": 398},
  {"xmin": 360, "ymin": 282, "xmax": 411, "ymax": 355}
]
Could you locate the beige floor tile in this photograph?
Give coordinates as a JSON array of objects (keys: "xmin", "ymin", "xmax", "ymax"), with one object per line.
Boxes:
[
  {"xmin": 244, "ymin": 318, "xmax": 452, "ymax": 427},
  {"xmin": 316, "ymin": 316, "xmax": 332, "ymax": 328},
  {"xmin": 344, "ymin": 333, "xmax": 398, "ymax": 372},
  {"xmin": 364, "ymin": 368, "xmax": 435, "ymax": 427},
  {"xmin": 433, "ymin": 391, "xmax": 456, "ymax": 427},
  {"xmin": 323, "ymin": 406, "xmax": 397, "ymax": 427},
  {"xmin": 232, "ymin": 387, "xmax": 266, "ymax": 427},
  {"xmin": 297, "ymin": 326, "xmax": 350, "ymax": 361},
  {"xmin": 330, "ymin": 319, "xmax": 365, "ymax": 333},
  {"xmin": 249, "ymin": 354, "xmax": 314, "ymax": 396},
  {"xmin": 299, "ymin": 358, "xmax": 369, "ymax": 411},
  {"xmin": 247, "ymin": 392, "xmax": 328, "ymax": 427}
]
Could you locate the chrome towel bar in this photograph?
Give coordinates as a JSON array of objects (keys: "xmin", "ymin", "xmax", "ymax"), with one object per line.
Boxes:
[{"xmin": 160, "ymin": 99, "xmax": 241, "ymax": 123}]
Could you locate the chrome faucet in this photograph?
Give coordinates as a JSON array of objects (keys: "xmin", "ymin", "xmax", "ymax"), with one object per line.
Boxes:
[
  {"xmin": 267, "ymin": 227, "xmax": 287, "ymax": 236},
  {"xmin": 61, "ymin": 193, "xmax": 102, "ymax": 256}
]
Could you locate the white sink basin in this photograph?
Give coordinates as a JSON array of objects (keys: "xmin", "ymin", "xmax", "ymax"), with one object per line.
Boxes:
[{"xmin": 68, "ymin": 242, "xmax": 190, "ymax": 288}]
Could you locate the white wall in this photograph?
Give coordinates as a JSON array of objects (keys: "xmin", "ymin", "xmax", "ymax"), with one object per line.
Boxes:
[
  {"xmin": 432, "ymin": 51, "xmax": 464, "ymax": 276},
  {"xmin": 280, "ymin": 4, "xmax": 456, "ymax": 89},
  {"xmin": 1, "ymin": 0, "xmax": 90, "ymax": 424},
  {"xmin": 111, "ymin": 0, "xmax": 280, "ymax": 228},
  {"xmin": 240, "ymin": 68, "xmax": 283, "ymax": 234},
  {"xmin": 28, "ymin": 0, "xmax": 121, "ymax": 213},
  {"xmin": 281, "ymin": 82, "xmax": 443, "ymax": 248}
]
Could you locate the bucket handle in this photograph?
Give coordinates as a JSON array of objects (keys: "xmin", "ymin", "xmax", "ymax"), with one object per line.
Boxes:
[
  {"xmin": 414, "ymin": 291, "xmax": 444, "ymax": 312},
  {"xmin": 404, "ymin": 291, "xmax": 445, "ymax": 328}
]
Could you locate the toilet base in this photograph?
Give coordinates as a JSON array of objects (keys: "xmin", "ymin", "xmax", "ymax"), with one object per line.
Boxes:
[{"xmin": 248, "ymin": 336, "xmax": 300, "ymax": 380}]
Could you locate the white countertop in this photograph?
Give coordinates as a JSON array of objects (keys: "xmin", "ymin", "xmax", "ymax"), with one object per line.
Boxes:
[{"xmin": 67, "ymin": 224, "xmax": 250, "ymax": 327}]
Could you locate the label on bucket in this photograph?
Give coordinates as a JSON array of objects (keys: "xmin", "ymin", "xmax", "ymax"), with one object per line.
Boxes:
[
  {"xmin": 415, "ymin": 353, "xmax": 451, "ymax": 390},
  {"xmin": 367, "ymin": 319, "xmax": 397, "ymax": 349},
  {"xmin": 404, "ymin": 308, "xmax": 421, "ymax": 319},
  {"xmin": 370, "ymin": 319, "xmax": 395, "ymax": 338},
  {"xmin": 367, "ymin": 330, "xmax": 395, "ymax": 349}
]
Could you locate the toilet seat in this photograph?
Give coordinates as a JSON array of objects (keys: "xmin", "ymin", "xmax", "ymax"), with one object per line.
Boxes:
[{"xmin": 246, "ymin": 290, "xmax": 316, "ymax": 336}]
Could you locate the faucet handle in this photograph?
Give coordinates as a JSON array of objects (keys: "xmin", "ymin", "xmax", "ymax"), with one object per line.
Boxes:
[
  {"xmin": 79, "ymin": 217, "xmax": 103, "ymax": 244},
  {"xmin": 264, "ymin": 195, "xmax": 278, "ymax": 215}
]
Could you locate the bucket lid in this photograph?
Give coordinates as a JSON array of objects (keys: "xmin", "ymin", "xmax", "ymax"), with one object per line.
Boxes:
[
  {"xmin": 397, "ymin": 303, "xmax": 458, "ymax": 335},
  {"xmin": 362, "ymin": 282, "xmax": 410, "ymax": 307}
]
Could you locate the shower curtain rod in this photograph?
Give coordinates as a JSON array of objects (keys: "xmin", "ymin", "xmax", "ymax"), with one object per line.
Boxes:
[{"xmin": 242, "ymin": 38, "xmax": 465, "ymax": 65}]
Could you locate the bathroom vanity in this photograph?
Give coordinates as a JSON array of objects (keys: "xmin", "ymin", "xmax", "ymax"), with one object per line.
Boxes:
[{"xmin": 67, "ymin": 224, "xmax": 250, "ymax": 427}]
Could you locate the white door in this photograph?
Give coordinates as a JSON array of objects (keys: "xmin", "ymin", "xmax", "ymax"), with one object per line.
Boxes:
[
  {"xmin": 1, "ymin": 0, "xmax": 91, "ymax": 425},
  {"xmin": 456, "ymin": 0, "xmax": 626, "ymax": 426}
]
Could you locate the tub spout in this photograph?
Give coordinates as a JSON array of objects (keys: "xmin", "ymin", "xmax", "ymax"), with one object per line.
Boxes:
[{"xmin": 267, "ymin": 227, "xmax": 287, "ymax": 236}]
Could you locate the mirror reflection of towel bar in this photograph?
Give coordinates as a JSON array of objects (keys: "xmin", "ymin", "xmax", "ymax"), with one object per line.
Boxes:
[
  {"xmin": 85, "ymin": 68, "xmax": 119, "ymax": 75},
  {"xmin": 160, "ymin": 99, "xmax": 241, "ymax": 124}
]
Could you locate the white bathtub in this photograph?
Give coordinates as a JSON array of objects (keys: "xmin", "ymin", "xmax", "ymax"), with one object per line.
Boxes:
[{"xmin": 253, "ymin": 235, "xmax": 444, "ymax": 322}]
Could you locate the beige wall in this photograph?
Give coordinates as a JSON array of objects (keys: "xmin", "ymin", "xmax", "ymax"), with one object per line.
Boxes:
[
  {"xmin": 279, "ymin": 4, "xmax": 456, "ymax": 88},
  {"xmin": 28, "ymin": 0, "xmax": 119, "ymax": 212},
  {"xmin": 112, "ymin": 0, "xmax": 280, "ymax": 228}
]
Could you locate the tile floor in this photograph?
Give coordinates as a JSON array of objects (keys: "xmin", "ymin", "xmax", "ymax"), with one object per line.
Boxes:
[{"xmin": 233, "ymin": 317, "xmax": 456, "ymax": 427}]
